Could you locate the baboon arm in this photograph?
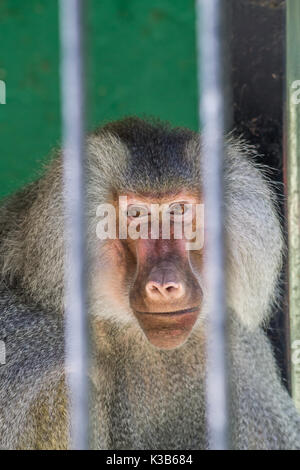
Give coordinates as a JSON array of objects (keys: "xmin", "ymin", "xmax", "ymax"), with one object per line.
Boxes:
[{"xmin": 15, "ymin": 376, "xmax": 69, "ymax": 450}]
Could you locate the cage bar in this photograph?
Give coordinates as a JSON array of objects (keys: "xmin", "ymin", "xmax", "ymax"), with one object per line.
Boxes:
[
  {"xmin": 59, "ymin": 0, "xmax": 89, "ymax": 449},
  {"xmin": 196, "ymin": 0, "xmax": 229, "ymax": 450},
  {"xmin": 286, "ymin": 0, "xmax": 300, "ymax": 412}
]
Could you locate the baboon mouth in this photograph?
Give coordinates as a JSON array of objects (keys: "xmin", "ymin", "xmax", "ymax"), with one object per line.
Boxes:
[
  {"xmin": 135, "ymin": 306, "xmax": 200, "ymax": 316},
  {"xmin": 134, "ymin": 306, "xmax": 200, "ymax": 349}
]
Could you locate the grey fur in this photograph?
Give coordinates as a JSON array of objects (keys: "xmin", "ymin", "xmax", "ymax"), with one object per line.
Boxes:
[{"xmin": 0, "ymin": 117, "xmax": 299, "ymax": 449}]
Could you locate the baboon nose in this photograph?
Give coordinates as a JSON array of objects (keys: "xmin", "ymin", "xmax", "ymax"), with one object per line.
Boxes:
[{"xmin": 146, "ymin": 280, "xmax": 185, "ymax": 301}]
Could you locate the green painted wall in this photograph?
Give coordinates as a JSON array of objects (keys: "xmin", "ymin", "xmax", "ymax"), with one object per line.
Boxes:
[{"xmin": 0, "ymin": 0, "xmax": 198, "ymax": 198}]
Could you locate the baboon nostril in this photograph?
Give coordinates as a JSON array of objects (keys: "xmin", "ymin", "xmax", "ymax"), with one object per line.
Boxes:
[
  {"xmin": 146, "ymin": 281, "xmax": 184, "ymax": 300},
  {"xmin": 166, "ymin": 284, "xmax": 178, "ymax": 292},
  {"xmin": 151, "ymin": 284, "xmax": 160, "ymax": 292}
]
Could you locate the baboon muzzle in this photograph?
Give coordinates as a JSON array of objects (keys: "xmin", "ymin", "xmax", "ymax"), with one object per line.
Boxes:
[{"xmin": 129, "ymin": 238, "xmax": 203, "ymax": 349}]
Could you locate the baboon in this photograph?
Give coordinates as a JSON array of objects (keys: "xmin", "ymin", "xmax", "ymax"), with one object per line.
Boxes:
[{"xmin": 0, "ymin": 117, "xmax": 299, "ymax": 449}]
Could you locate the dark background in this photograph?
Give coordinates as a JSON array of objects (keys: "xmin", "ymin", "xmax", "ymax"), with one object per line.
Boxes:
[{"xmin": 231, "ymin": 0, "xmax": 288, "ymax": 388}]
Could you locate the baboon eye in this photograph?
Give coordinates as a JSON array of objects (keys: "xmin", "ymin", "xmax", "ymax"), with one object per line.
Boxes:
[
  {"xmin": 169, "ymin": 203, "xmax": 185, "ymax": 215},
  {"xmin": 127, "ymin": 205, "xmax": 149, "ymax": 219},
  {"xmin": 168, "ymin": 202, "xmax": 192, "ymax": 220}
]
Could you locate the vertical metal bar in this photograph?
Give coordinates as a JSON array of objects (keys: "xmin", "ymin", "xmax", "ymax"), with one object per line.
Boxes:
[
  {"xmin": 286, "ymin": 0, "xmax": 300, "ymax": 412},
  {"xmin": 59, "ymin": 0, "xmax": 89, "ymax": 449},
  {"xmin": 196, "ymin": 0, "xmax": 229, "ymax": 450}
]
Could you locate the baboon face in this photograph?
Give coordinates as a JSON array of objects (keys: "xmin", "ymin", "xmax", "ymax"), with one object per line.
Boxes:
[{"xmin": 97, "ymin": 191, "xmax": 204, "ymax": 350}]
